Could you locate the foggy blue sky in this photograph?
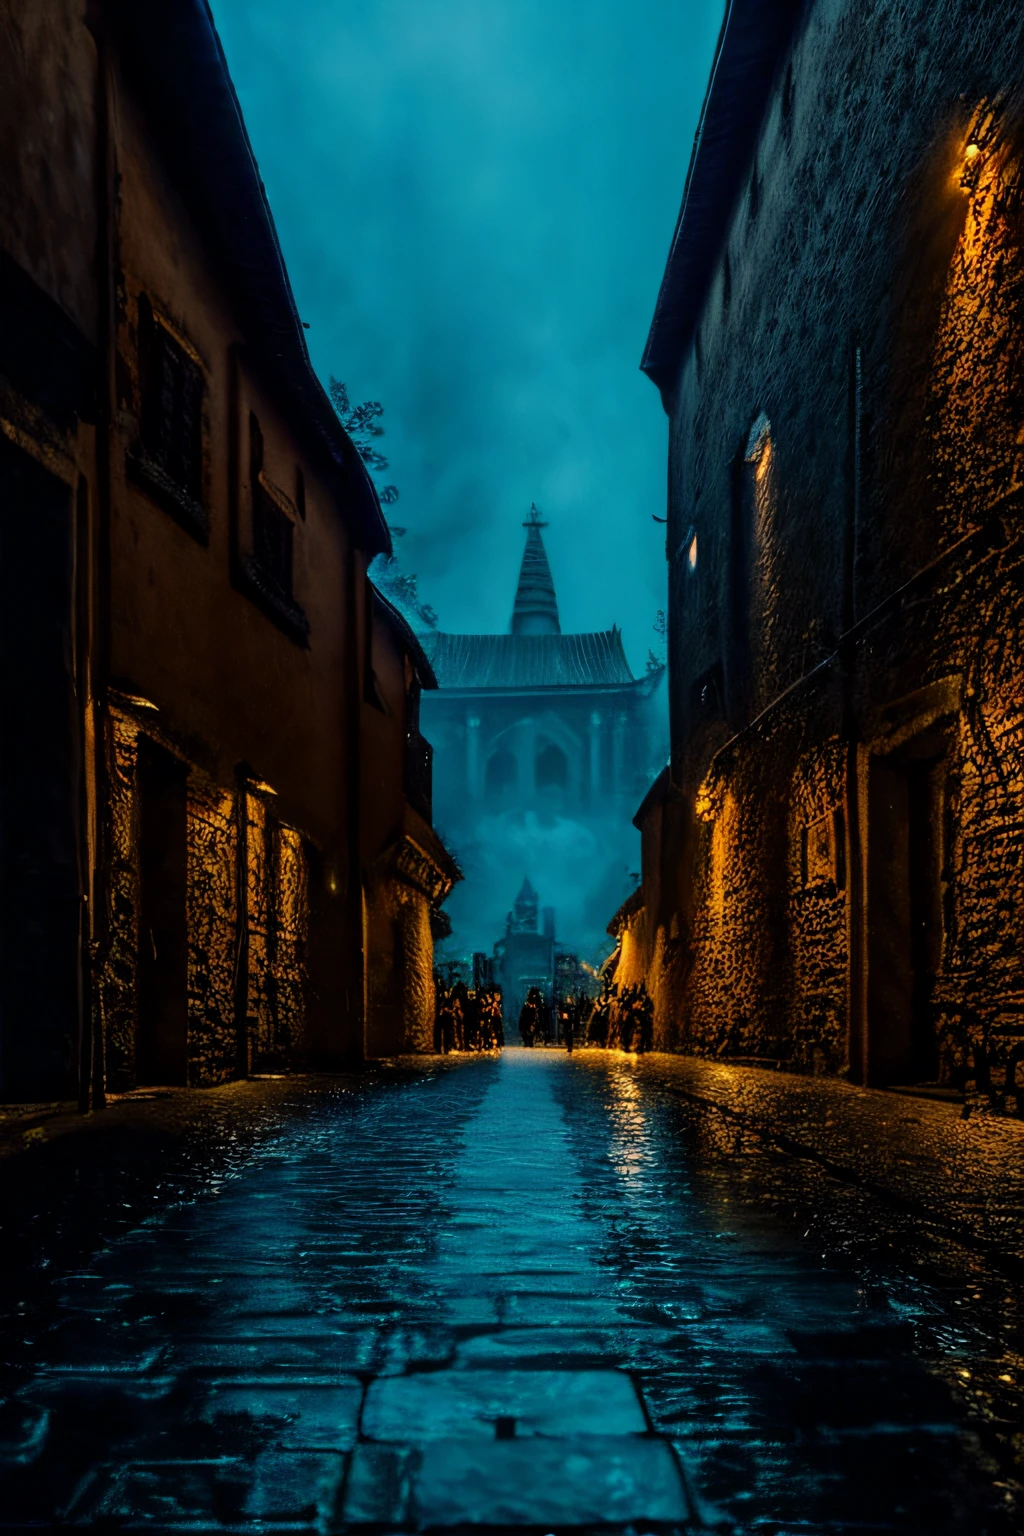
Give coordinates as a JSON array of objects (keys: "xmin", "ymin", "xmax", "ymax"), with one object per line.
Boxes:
[{"xmin": 211, "ymin": 0, "xmax": 721, "ymax": 670}]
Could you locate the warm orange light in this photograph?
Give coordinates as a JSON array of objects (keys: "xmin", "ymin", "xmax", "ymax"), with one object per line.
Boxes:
[
  {"xmin": 965, "ymin": 143, "xmax": 981, "ymax": 164},
  {"xmin": 687, "ymin": 534, "xmax": 698, "ymax": 571}
]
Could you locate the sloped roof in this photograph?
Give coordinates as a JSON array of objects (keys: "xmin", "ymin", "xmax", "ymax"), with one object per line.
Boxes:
[
  {"xmin": 369, "ymin": 584, "xmax": 438, "ymax": 690},
  {"xmin": 512, "ymin": 508, "xmax": 560, "ymax": 635},
  {"xmin": 423, "ymin": 629, "xmax": 636, "ymax": 692},
  {"xmin": 110, "ymin": 0, "xmax": 390, "ymax": 557},
  {"xmin": 642, "ymin": 0, "xmax": 807, "ymax": 397}
]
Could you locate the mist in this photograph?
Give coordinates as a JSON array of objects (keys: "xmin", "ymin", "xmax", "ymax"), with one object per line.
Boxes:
[{"xmin": 209, "ymin": 0, "xmax": 721, "ymax": 669}]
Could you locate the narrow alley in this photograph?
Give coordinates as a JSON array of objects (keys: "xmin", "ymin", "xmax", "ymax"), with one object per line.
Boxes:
[{"xmin": 1, "ymin": 1052, "xmax": 1020, "ymax": 1533}]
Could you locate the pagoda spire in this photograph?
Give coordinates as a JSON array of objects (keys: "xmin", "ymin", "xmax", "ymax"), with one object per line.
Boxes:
[{"xmin": 511, "ymin": 504, "xmax": 560, "ymax": 636}]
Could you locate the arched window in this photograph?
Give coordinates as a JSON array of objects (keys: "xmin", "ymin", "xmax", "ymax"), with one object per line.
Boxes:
[
  {"xmin": 485, "ymin": 747, "xmax": 517, "ymax": 800},
  {"xmin": 535, "ymin": 742, "xmax": 568, "ymax": 791}
]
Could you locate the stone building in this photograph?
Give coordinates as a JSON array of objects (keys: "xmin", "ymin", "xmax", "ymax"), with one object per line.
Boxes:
[
  {"xmin": 362, "ymin": 587, "xmax": 460, "ymax": 1056},
  {"xmin": 422, "ymin": 507, "xmax": 665, "ymax": 962},
  {"xmin": 0, "ymin": 0, "xmax": 448, "ymax": 1101},
  {"xmin": 626, "ymin": 0, "xmax": 1024, "ymax": 1106}
]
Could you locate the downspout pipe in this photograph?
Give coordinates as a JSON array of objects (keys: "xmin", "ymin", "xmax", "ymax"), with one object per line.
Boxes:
[{"xmin": 83, "ymin": 7, "xmax": 117, "ymax": 1111}]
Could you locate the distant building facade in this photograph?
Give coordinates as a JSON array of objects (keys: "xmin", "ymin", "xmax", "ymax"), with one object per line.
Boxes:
[
  {"xmin": 422, "ymin": 508, "xmax": 665, "ymax": 962},
  {"xmin": 622, "ymin": 0, "xmax": 1024, "ymax": 1109}
]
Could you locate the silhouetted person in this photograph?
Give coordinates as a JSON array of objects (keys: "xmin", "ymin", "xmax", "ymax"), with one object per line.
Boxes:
[
  {"xmin": 433, "ymin": 973, "xmax": 445, "ymax": 1053},
  {"xmin": 636, "ymin": 983, "xmax": 654, "ymax": 1054},
  {"xmin": 438, "ymin": 986, "xmax": 456, "ymax": 1054},
  {"xmin": 561, "ymin": 997, "xmax": 575, "ymax": 1055},
  {"xmin": 519, "ymin": 987, "xmax": 544, "ymax": 1047},
  {"xmin": 463, "ymin": 988, "xmax": 481, "ymax": 1051},
  {"xmin": 589, "ymin": 986, "xmax": 608, "ymax": 1048}
]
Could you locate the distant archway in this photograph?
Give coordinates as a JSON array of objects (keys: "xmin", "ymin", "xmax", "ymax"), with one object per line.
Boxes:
[
  {"xmin": 535, "ymin": 742, "xmax": 569, "ymax": 791},
  {"xmin": 486, "ymin": 747, "xmax": 518, "ymax": 801}
]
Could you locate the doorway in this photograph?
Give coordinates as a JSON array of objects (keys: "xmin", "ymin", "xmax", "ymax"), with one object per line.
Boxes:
[
  {"xmin": 867, "ymin": 732, "xmax": 948, "ymax": 1086},
  {"xmin": 0, "ymin": 437, "xmax": 79, "ymax": 1101},
  {"xmin": 137, "ymin": 739, "xmax": 189, "ymax": 1085}
]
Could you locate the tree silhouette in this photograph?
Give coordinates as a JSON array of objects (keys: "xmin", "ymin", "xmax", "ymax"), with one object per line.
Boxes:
[{"xmin": 328, "ymin": 377, "xmax": 399, "ymax": 504}]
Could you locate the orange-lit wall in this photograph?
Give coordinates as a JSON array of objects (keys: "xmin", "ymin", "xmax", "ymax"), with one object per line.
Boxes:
[{"xmin": 648, "ymin": 0, "xmax": 1024, "ymax": 1105}]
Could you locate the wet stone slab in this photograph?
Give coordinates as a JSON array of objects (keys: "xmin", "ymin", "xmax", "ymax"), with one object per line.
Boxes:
[
  {"xmin": 362, "ymin": 1367, "xmax": 648, "ymax": 1440},
  {"xmin": 2, "ymin": 1049, "xmax": 1020, "ymax": 1532},
  {"xmin": 345, "ymin": 1436, "xmax": 691, "ymax": 1527},
  {"xmin": 197, "ymin": 1378, "xmax": 364, "ymax": 1450}
]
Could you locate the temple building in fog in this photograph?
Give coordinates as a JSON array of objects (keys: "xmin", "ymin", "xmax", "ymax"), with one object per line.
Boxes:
[{"xmin": 421, "ymin": 507, "xmax": 665, "ymax": 962}]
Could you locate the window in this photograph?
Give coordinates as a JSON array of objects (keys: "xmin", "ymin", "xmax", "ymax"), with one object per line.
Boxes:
[
  {"xmin": 239, "ymin": 412, "xmax": 309, "ymax": 645},
  {"xmin": 128, "ymin": 295, "xmax": 206, "ymax": 540},
  {"xmin": 250, "ymin": 414, "xmax": 293, "ymax": 599}
]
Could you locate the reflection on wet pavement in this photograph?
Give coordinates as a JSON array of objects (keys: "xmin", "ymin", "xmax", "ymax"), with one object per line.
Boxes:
[{"xmin": 0, "ymin": 1048, "xmax": 1021, "ymax": 1531}]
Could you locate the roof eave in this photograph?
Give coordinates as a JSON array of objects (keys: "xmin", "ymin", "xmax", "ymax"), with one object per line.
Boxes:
[
  {"xmin": 370, "ymin": 583, "xmax": 439, "ymax": 689},
  {"xmin": 110, "ymin": 0, "xmax": 391, "ymax": 558},
  {"xmin": 641, "ymin": 0, "xmax": 808, "ymax": 404}
]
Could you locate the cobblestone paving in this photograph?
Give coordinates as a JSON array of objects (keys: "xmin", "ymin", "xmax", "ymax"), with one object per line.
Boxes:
[{"xmin": 0, "ymin": 1049, "xmax": 1021, "ymax": 1532}]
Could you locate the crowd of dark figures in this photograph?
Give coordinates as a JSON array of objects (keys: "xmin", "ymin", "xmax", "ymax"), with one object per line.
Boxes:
[
  {"xmin": 434, "ymin": 974, "xmax": 656, "ymax": 1054},
  {"xmin": 521, "ymin": 978, "xmax": 655, "ymax": 1054},
  {"xmin": 433, "ymin": 979, "xmax": 506, "ymax": 1053}
]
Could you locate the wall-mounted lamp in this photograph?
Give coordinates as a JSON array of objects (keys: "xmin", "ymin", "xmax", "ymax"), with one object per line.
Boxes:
[
  {"xmin": 109, "ymin": 688, "xmax": 159, "ymax": 715},
  {"xmin": 961, "ymin": 141, "xmax": 984, "ymax": 191},
  {"xmin": 235, "ymin": 760, "xmax": 277, "ymax": 797}
]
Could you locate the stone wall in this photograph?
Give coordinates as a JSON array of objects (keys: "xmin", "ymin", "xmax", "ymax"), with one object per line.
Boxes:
[
  {"xmin": 364, "ymin": 870, "xmax": 436, "ymax": 1056},
  {"xmin": 187, "ymin": 782, "xmax": 237, "ymax": 1084},
  {"xmin": 649, "ymin": 0, "xmax": 1024, "ymax": 1107},
  {"xmin": 100, "ymin": 708, "xmax": 309, "ymax": 1088}
]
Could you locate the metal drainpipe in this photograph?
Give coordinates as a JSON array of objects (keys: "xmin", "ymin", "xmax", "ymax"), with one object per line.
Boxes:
[
  {"xmin": 346, "ymin": 546, "xmax": 366, "ymax": 1064},
  {"xmin": 83, "ymin": 13, "xmax": 117, "ymax": 1111},
  {"xmin": 842, "ymin": 341, "xmax": 867, "ymax": 1084}
]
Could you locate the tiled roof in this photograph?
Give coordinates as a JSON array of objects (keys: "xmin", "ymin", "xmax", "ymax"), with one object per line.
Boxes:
[{"xmin": 423, "ymin": 629, "xmax": 636, "ymax": 691}]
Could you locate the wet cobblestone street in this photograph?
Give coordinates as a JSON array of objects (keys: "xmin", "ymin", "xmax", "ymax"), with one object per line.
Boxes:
[{"xmin": 2, "ymin": 1049, "xmax": 1023, "ymax": 1533}]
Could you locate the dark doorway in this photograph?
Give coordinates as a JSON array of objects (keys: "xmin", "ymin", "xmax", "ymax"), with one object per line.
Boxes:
[
  {"xmin": 867, "ymin": 736, "xmax": 947, "ymax": 1085},
  {"xmin": 137, "ymin": 739, "xmax": 189, "ymax": 1085},
  {"xmin": 0, "ymin": 437, "xmax": 79, "ymax": 1101}
]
